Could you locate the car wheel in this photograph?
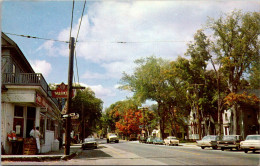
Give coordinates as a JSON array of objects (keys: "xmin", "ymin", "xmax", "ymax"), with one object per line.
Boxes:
[
  {"xmin": 201, "ymin": 147, "xmax": 205, "ymax": 149},
  {"xmin": 212, "ymin": 146, "xmax": 217, "ymax": 150},
  {"xmin": 95, "ymin": 146, "xmax": 97, "ymax": 149},
  {"xmin": 253, "ymin": 150, "xmax": 256, "ymax": 153},
  {"xmin": 107, "ymin": 139, "xmax": 109, "ymax": 143},
  {"xmin": 221, "ymin": 148, "xmax": 224, "ymax": 151},
  {"xmin": 244, "ymin": 150, "xmax": 248, "ymax": 153}
]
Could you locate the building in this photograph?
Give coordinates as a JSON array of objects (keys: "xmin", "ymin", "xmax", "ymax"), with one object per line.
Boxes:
[
  {"xmin": 188, "ymin": 107, "xmax": 217, "ymax": 140},
  {"xmin": 1, "ymin": 32, "xmax": 62, "ymax": 154},
  {"xmin": 222, "ymin": 89, "xmax": 260, "ymax": 138}
]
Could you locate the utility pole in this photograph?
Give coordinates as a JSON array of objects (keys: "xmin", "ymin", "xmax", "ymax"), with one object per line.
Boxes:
[
  {"xmin": 82, "ymin": 102, "xmax": 85, "ymax": 142},
  {"xmin": 65, "ymin": 37, "xmax": 75, "ymax": 155}
]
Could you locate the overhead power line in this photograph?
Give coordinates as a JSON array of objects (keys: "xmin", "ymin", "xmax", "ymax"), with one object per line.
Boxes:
[
  {"xmin": 69, "ymin": 0, "xmax": 75, "ymax": 40},
  {"xmin": 76, "ymin": 40, "xmax": 192, "ymax": 43},
  {"xmin": 74, "ymin": 0, "xmax": 87, "ymax": 85},
  {"xmin": 3, "ymin": 32, "xmax": 69, "ymax": 43}
]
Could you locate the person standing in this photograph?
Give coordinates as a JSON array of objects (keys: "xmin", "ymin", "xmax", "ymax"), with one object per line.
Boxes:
[{"xmin": 30, "ymin": 126, "xmax": 41, "ymax": 154}]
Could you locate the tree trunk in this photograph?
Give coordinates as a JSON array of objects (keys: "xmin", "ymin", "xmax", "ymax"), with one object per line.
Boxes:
[
  {"xmin": 231, "ymin": 104, "xmax": 238, "ymax": 135},
  {"xmin": 196, "ymin": 103, "xmax": 202, "ymax": 140}
]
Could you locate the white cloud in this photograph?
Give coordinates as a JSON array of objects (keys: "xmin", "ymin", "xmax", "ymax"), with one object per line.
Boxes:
[
  {"xmin": 82, "ymin": 71, "xmax": 104, "ymax": 79},
  {"xmin": 79, "ymin": 83, "xmax": 116, "ymax": 99},
  {"xmin": 30, "ymin": 60, "xmax": 52, "ymax": 77}
]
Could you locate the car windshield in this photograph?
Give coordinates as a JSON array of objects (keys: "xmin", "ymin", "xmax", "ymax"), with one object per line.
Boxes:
[
  {"xmin": 202, "ymin": 136, "xmax": 217, "ymax": 140},
  {"xmin": 84, "ymin": 138, "xmax": 95, "ymax": 142},
  {"xmin": 246, "ymin": 135, "xmax": 260, "ymax": 140},
  {"xmin": 222, "ymin": 136, "xmax": 237, "ymax": 140}
]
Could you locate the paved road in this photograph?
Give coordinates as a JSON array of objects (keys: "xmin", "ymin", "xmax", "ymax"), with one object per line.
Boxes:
[
  {"xmin": 105, "ymin": 141, "xmax": 260, "ymax": 165},
  {"xmin": 2, "ymin": 139, "xmax": 260, "ymax": 165}
]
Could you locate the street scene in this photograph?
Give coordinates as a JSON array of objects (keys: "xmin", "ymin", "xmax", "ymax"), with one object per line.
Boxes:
[
  {"xmin": 2, "ymin": 139, "xmax": 260, "ymax": 165},
  {"xmin": 1, "ymin": 1, "xmax": 260, "ymax": 165}
]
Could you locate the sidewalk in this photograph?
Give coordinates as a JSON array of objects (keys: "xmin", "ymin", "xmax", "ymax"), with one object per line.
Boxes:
[{"xmin": 1, "ymin": 144, "xmax": 82, "ymax": 162}]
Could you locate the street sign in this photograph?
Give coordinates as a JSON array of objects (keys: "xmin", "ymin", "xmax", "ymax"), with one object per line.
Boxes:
[{"xmin": 51, "ymin": 83, "xmax": 75, "ymax": 98}]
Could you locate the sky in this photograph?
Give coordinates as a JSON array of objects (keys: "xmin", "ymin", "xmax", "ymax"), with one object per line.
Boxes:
[{"xmin": 1, "ymin": 0, "xmax": 259, "ymax": 109}]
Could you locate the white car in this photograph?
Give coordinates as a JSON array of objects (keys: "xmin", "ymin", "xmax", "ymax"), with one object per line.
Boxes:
[
  {"xmin": 82, "ymin": 137, "xmax": 98, "ymax": 150},
  {"xmin": 197, "ymin": 135, "xmax": 220, "ymax": 149},
  {"xmin": 240, "ymin": 135, "xmax": 260, "ymax": 153},
  {"xmin": 164, "ymin": 136, "xmax": 179, "ymax": 146}
]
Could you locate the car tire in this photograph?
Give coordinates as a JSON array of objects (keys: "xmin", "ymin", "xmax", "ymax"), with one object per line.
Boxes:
[
  {"xmin": 201, "ymin": 147, "xmax": 205, "ymax": 149},
  {"xmin": 115, "ymin": 140, "xmax": 119, "ymax": 143},
  {"xmin": 244, "ymin": 150, "xmax": 248, "ymax": 153},
  {"xmin": 107, "ymin": 139, "xmax": 109, "ymax": 143},
  {"xmin": 212, "ymin": 146, "xmax": 217, "ymax": 150},
  {"xmin": 253, "ymin": 150, "xmax": 256, "ymax": 153},
  {"xmin": 95, "ymin": 146, "xmax": 97, "ymax": 149},
  {"xmin": 221, "ymin": 148, "xmax": 224, "ymax": 151}
]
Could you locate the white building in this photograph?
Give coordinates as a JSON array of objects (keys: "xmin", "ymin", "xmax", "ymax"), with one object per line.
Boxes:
[{"xmin": 1, "ymin": 32, "xmax": 62, "ymax": 154}]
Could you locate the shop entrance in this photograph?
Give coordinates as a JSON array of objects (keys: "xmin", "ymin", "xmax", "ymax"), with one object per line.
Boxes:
[{"xmin": 26, "ymin": 107, "xmax": 36, "ymax": 138}]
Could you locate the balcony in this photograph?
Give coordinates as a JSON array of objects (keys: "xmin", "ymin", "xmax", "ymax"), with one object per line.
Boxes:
[{"xmin": 2, "ymin": 73, "xmax": 59, "ymax": 106}]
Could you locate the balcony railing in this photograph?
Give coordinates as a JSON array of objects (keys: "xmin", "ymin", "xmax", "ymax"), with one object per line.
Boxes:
[{"xmin": 2, "ymin": 73, "xmax": 59, "ymax": 106}]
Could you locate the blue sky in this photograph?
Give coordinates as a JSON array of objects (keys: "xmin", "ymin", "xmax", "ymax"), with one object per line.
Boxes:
[{"xmin": 2, "ymin": 1, "xmax": 259, "ymax": 109}]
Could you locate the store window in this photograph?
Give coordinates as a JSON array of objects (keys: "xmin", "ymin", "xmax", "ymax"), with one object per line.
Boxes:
[
  {"xmin": 40, "ymin": 114, "xmax": 46, "ymax": 144},
  {"xmin": 47, "ymin": 118, "xmax": 55, "ymax": 131},
  {"xmin": 13, "ymin": 106, "xmax": 24, "ymax": 137},
  {"xmin": 14, "ymin": 106, "xmax": 23, "ymax": 117}
]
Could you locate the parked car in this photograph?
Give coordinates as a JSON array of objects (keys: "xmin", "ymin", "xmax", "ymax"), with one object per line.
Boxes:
[
  {"xmin": 164, "ymin": 136, "xmax": 179, "ymax": 146},
  {"xmin": 153, "ymin": 137, "xmax": 164, "ymax": 145},
  {"xmin": 196, "ymin": 135, "xmax": 220, "ymax": 149},
  {"xmin": 146, "ymin": 136, "xmax": 154, "ymax": 144},
  {"xmin": 139, "ymin": 136, "xmax": 147, "ymax": 143},
  {"xmin": 240, "ymin": 135, "xmax": 260, "ymax": 153},
  {"xmin": 129, "ymin": 134, "xmax": 137, "ymax": 141},
  {"xmin": 218, "ymin": 135, "xmax": 243, "ymax": 151},
  {"xmin": 82, "ymin": 137, "xmax": 98, "ymax": 150}
]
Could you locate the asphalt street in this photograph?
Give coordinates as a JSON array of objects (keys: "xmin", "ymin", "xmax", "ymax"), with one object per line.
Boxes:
[{"xmin": 2, "ymin": 139, "xmax": 260, "ymax": 165}]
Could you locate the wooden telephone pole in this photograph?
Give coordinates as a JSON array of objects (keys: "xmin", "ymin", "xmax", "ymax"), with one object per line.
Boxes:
[{"xmin": 65, "ymin": 37, "xmax": 75, "ymax": 155}]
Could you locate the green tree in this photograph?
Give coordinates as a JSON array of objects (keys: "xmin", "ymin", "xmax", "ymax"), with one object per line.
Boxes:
[
  {"xmin": 208, "ymin": 11, "xmax": 260, "ymax": 134},
  {"xmin": 120, "ymin": 56, "xmax": 171, "ymax": 139},
  {"xmin": 71, "ymin": 88, "xmax": 103, "ymax": 140}
]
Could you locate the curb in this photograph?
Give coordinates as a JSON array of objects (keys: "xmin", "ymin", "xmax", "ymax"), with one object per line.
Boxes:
[
  {"xmin": 1, "ymin": 155, "xmax": 62, "ymax": 162},
  {"xmin": 61, "ymin": 150, "xmax": 82, "ymax": 160},
  {"xmin": 1, "ymin": 149, "xmax": 83, "ymax": 162}
]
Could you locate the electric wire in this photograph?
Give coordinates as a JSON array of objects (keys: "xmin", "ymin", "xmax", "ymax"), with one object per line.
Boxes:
[
  {"xmin": 3, "ymin": 32, "xmax": 69, "ymax": 43},
  {"xmin": 74, "ymin": 0, "xmax": 87, "ymax": 85},
  {"xmin": 3, "ymin": 32, "xmax": 190, "ymax": 44},
  {"xmin": 69, "ymin": 0, "xmax": 75, "ymax": 40}
]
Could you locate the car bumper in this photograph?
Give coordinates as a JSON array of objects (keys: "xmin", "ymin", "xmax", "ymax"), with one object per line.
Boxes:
[
  {"xmin": 82, "ymin": 143, "xmax": 97, "ymax": 149},
  {"xmin": 218, "ymin": 144, "xmax": 238, "ymax": 148},
  {"xmin": 241, "ymin": 145, "xmax": 260, "ymax": 150}
]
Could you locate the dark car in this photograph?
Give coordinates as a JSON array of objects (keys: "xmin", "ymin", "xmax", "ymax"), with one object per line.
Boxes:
[
  {"xmin": 218, "ymin": 135, "xmax": 242, "ymax": 151},
  {"xmin": 139, "ymin": 136, "xmax": 147, "ymax": 143},
  {"xmin": 146, "ymin": 136, "xmax": 154, "ymax": 144},
  {"xmin": 82, "ymin": 137, "xmax": 98, "ymax": 150},
  {"xmin": 153, "ymin": 137, "xmax": 164, "ymax": 145}
]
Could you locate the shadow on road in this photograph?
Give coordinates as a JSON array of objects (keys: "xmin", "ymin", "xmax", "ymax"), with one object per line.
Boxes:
[{"xmin": 76, "ymin": 149, "xmax": 112, "ymax": 159}]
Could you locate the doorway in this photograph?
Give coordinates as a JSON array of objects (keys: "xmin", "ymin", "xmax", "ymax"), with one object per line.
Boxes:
[{"xmin": 26, "ymin": 107, "xmax": 36, "ymax": 138}]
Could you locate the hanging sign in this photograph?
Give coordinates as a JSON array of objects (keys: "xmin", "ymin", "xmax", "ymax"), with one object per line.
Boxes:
[{"xmin": 51, "ymin": 83, "xmax": 74, "ymax": 98}]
